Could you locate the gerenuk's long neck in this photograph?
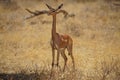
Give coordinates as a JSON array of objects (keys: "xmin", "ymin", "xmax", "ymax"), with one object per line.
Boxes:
[{"xmin": 52, "ymin": 15, "xmax": 57, "ymax": 39}]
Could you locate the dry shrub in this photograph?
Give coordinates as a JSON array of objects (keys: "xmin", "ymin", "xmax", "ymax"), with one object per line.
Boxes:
[
  {"xmin": 98, "ymin": 0, "xmax": 120, "ymax": 12},
  {"xmin": 0, "ymin": 21, "xmax": 22, "ymax": 33},
  {"xmin": 93, "ymin": 57, "xmax": 120, "ymax": 80},
  {"xmin": 65, "ymin": 23, "xmax": 83, "ymax": 37},
  {"xmin": 0, "ymin": 0, "xmax": 20, "ymax": 10},
  {"xmin": 49, "ymin": 68, "xmax": 83, "ymax": 80},
  {"xmin": 0, "ymin": 63, "xmax": 83, "ymax": 80},
  {"xmin": 0, "ymin": 57, "xmax": 119, "ymax": 80},
  {"xmin": 0, "ymin": 19, "xmax": 18, "ymax": 32}
]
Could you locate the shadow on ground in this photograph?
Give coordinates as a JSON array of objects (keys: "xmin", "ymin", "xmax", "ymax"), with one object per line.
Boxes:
[{"xmin": 0, "ymin": 72, "xmax": 49, "ymax": 80}]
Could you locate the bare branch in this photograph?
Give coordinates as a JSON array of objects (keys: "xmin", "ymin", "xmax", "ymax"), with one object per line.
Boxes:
[
  {"xmin": 25, "ymin": 9, "xmax": 49, "ymax": 19},
  {"xmin": 26, "ymin": 9, "xmax": 37, "ymax": 15},
  {"xmin": 57, "ymin": 10, "xmax": 68, "ymax": 18}
]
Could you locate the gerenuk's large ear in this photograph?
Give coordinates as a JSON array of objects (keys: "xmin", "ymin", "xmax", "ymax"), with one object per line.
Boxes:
[
  {"xmin": 46, "ymin": 4, "xmax": 55, "ymax": 11},
  {"xmin": 55, "ymin": 3, "xmax": 63, "ymax": 11},
  {"xmin": 58, "ymin": 4, "xmax": 63, "ymax": 10}
]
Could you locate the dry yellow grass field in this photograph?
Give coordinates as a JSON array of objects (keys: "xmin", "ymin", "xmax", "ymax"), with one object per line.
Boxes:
[{"xmin": 0, "ymin": 0, "xmax": 120, "ymax": 80}]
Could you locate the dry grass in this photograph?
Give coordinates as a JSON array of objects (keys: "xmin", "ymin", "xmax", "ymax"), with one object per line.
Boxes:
[
  {"xmin": 0, "ymin": 0, "xmax": 120, "ymax": 80},
  {"xmin": 0, "ymin": 57, "xmax": 119, "ymax": 80}
]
